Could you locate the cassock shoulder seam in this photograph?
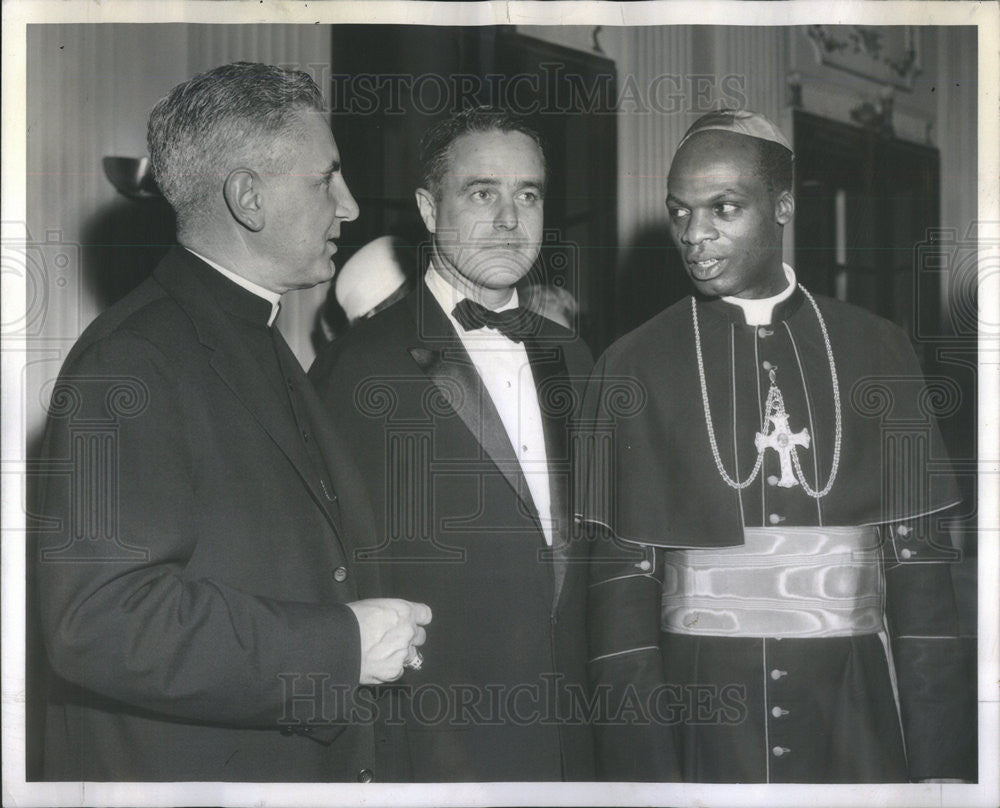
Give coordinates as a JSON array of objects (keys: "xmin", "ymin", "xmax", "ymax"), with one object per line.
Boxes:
[
  {"xmin": 857, "ymin": 497, "xmax": 963, "ymax": 526},
  {"xmin": 588, "ymin": 646, "xmax": 659, "ymax": 664}
]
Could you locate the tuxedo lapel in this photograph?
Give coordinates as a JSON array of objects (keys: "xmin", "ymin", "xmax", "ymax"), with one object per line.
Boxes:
[
  {"xmin": 153, "ymin": 249, "xmax": 346, "ymax": 547},
  {"xmin": 405, "ymin": 288, "xmax": 540, "ymax": 525},
  {"xmin": 523, "ymin": 333, "xmax": 571, "ymax": 610}
]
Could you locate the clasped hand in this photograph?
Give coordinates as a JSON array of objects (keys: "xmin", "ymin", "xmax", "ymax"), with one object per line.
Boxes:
[{"xmin": 347, "ymin": 599, "xmax": 432, "ymax": 684}]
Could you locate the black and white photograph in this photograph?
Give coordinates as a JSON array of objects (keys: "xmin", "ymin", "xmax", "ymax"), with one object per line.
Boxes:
[{"xmin": 2, "ymin": 2, "xmax": 997, "ymax": 806}]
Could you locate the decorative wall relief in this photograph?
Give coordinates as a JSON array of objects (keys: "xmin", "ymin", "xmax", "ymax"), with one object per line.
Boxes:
[{"xmin": 805, "ymin": 25, "xmax": 922, "ymax": 89}]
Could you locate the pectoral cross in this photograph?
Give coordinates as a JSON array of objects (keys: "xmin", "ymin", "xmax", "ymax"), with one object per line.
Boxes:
[{"xmin": 755, "ymin": 411, "xmax": 811, "ymax": 488}]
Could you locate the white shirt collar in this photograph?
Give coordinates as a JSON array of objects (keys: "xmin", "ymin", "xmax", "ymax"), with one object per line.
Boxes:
[
  {"xmin": 424, "ymin": 263, "xmax": 519, "ymax": 329},
  {"xmin": 721, "ymin": 263, "xmax": 796, "ymax": 326},
  {"xmin": 185, "ymin": 247, "xmax": 282, "ymax": 327}
]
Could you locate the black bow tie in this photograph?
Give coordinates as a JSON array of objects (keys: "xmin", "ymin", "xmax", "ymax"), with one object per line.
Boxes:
[{"xmin": 452, "ymin": 298, "xmax": 540, "ymax": 344}]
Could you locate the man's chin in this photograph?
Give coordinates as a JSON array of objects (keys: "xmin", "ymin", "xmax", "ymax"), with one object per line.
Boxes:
[
  {"xmin": 468, "ymin": 259, "xmax": 537, "ymax": 289},
  {"xmin": 688, "ymin": 274, "xmax": 730, "ymax": 298},
  {"xmin": 303, "ymin": 261, "xmax": 337, "ymax": 290}
]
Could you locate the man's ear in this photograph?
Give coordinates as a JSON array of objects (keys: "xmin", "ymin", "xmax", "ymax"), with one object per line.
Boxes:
[
  {"xmin": 414, "ymin": 187, "xmax": 437, "ymax": 234},
  {"xmin": 223, "ymin": 169, "xmax": 265, "ymax": 232},
  {"xmin": 775, "ymin": 190, "xmax": 795, "ymax": 226}
]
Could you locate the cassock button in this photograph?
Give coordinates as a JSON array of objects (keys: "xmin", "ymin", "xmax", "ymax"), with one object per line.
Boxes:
[
  {"xmin": 767, "ymin": 475, "xmax": 779, "ymax": 486},
  {"xmin": 772, "ymin": 746, "xmax": 791, "ymax": 757},
  {"xmin": 897, "ymin": 524, "xmax": 911, "ymax": 536},
  {"xmin": 768, "ymin": 513, "xmax": 785, "ymax": 525},
  {"xmin": 771, "ymin": 706, "xmax": 789, "ymax": 718},
  {"xmin": 770, "ymin": 669, "xmax": 787, "ymax": 680},
  {"xmin": 637, "ymin": 560, "xmax": 652, "ymax": 572},
  {"xmin": 758, "ymin": 327, "xmax": 774, "ymax": 338},
  {"xmin": 900, "ymin": 549, "xmax": 914, "ymax": 560},
  {"xmin": 357, "ymin": 768, "xmax": 374, "ymax": 783},
  {"xmin": 762, "ymin": 360, "xmax": 773, "ymax": 371},
  {"xmin": 333, "ymin": 566, "xmax": 348, "ymax": 583}
]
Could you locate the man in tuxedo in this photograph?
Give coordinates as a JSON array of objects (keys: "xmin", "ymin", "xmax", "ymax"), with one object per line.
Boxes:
[
  {"xmin": 33, "ymin": 62, "xmax": 430, "ymax": 782},
  {"xmin": 310, "ymin": 107, "xmax": 595, "ymax": 781}
]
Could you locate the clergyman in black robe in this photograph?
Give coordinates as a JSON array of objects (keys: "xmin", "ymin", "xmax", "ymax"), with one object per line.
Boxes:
[{"xmin": 580, "ymin": 110, "xmax": 976, "ymax": 784}]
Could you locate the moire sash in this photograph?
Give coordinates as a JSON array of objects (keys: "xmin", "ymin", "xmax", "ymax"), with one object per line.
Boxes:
[{"xmin": 661, "ymin": 526, "xmax": 884, "ymax": 638}]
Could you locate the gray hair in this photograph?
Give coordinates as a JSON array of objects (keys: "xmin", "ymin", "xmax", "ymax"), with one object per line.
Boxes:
[{"xmin": 148, "ymin": 62, "xmax": 324, "ymax": 230}]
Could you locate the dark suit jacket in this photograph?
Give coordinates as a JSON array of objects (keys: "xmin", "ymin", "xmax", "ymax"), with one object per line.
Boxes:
[
  {"xmin": 309, "ymin": 281, "xmax": 596, "ymax": 781},
  {"xmin": 33, "ymin": 247, "xmax": 387, "ymax": 782}
]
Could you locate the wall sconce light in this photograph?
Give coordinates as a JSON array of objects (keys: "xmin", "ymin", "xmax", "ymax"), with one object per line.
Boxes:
[
  {"xmin": 592, "ymin": 26, "xmax": 605, "ymax": 54},
  {"xmin": 102, "ymin": 156, "xmax": 162, "ymax": 200},
  {"xmin": 786, "ymin": 72, "xmax": 803, "ymax": 108}
]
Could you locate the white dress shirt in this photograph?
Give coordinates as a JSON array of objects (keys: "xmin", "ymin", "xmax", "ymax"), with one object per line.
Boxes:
[{"xmin": 424, "ymin": 266, "xmax": 554, "ymax": 545}]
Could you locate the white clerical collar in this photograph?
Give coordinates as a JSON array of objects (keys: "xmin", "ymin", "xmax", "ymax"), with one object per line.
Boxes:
[
  {"xmin": 424, "ymin": 262, "xmax": 519, "ymax": 325},
  {"xmin": 721, "ymin": 263, "xmax": 796, "ymax": 326},
  {"xmin": 185, "ymin": 247, "xmax": 282, "ymax": 326}
]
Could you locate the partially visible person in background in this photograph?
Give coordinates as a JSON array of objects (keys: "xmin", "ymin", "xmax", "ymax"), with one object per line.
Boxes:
[
  {"xmin": 336, "ymin": 235, "xmax": 416, "ymax": 324},
  {"xmin": 523, "ymin": 282, "xmax": 578, "ymax": 330}
]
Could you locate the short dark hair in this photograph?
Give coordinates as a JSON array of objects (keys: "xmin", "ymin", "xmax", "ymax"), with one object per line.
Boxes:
[
  {"xmin": 148, "ymin": 61, "xmax": 324, "ymax": 230},
  {"xmin": 418, "ymin": 106, "xmax": 546, "ymax": 197},
  {"xmin": 755, "ymin": 139, "xmax": 794, "ymax": 195}
]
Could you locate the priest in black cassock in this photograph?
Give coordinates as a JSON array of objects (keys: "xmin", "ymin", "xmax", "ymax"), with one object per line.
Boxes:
[{"xmin": 581, "ymin": 110, "xmax": 975, "ymax": 783}]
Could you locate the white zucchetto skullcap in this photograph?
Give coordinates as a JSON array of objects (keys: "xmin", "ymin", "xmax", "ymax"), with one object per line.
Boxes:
[
  {"xmin": 335, "ymin": 236, "xmax": 411, "ymax": 322},
  {"xmin": 678, "ymin": 109, "xmax": 793, "ymax": 154}
]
